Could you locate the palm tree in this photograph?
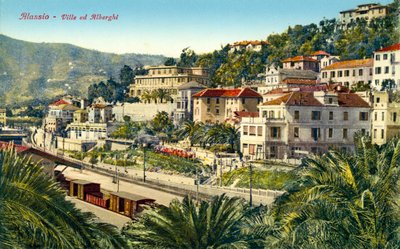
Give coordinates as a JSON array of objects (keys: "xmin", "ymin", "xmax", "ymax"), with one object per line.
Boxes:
[
  {"xmin": 206, "ymin": 123, "xmax": 241, "ymax": 153},
  {"xmin": 0, "ymin": 146, "xmax": 128, "ymax": 248},
  {"xmin": 270, "ymin": 136, "xmax": 400, "ymax": 248},
  {"xmin": 122, "ymin": 194, "xmax": 250, "ymax": 248},
  {"xmin": 177, "ymin": 120, "xmax": 203, "ymax": 146},
  {"xmin": 140, "ymin": 91, "xmax": 152, "ymax": 104},
  {"xmin": 155, "ymin": 89, "xmax": 172, "ymax": 103}
]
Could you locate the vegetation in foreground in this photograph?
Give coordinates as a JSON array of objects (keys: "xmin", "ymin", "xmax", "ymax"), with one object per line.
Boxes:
[
  {"xmin": 0, "ymin": 147, "xmax": 128, "ymax": 249},
  {"xmin": 124, "ymin": 135, "xmax": 400, "ymax": 248}
]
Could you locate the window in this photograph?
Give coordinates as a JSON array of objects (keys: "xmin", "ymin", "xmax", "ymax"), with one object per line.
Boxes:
[
  {"xmin": 328, "ymin": 98, "xmax": 333, "ymax": 104},
  {"xmin": 344, "ymin": 70, "xmax": 350, "ymax": 77},
  {"xmin": 376, "ymin": 97, "xmax": 380, "ymax": 103},
  {"xmin": 393, "ymin": 112, "xmax": 397, "ymax": 122},
  {"xmin": 382, "ymin": 112, "xmax": 385, "ymax": 121},
  {"xmin": 353, "ymin": 70, "xmax": 356, "ymax": 76},
  {"xmin": 327, "ymin": 128, "xmax": 333, "ymax": 138},
  {"xmin": 329, "ymin": 111, "xmax": 334, "ymax": 120},
  {"xmin": 359, "ymin": 112, "xmax": 368, "ymax": 121},
  {"xmin": 375, "ymin": 112, "xmax": 378, "ymax": 121},
  {"xmin": 216, "ymin": 98, "xmax": 220, "ymax": 104},
  {"xmin": 216, "ymin": 109, "xmax": 220, "ymax": 114},
  {"xmin": 294, "ymin": 110, "xmax": 300, "ymax": 120},
  {"xmin": 376, "ymin": 54, "xmax": 380, "ymax": 61},
  {"xmin": 383, "ymin": 54, "xmax": 388, "ymax": 60},
  {"xmin": 374, "ymin": 129, "xmax": 377, "ymax": 139},
  {"xmin": 270, "ymin": 127, "xmax": 281, "ymax": 138},
  {"xmin": 359, "ymin": 69, "xmax": 363, "ymax": 76},
  {"xmin": 311, "ymin": 128, "xmax": 320, "ymax": 141},
  {"xmin": 381, "ymin": 129, "xmax": 384, "ymax": 139},
  {"xmin": 207, "ymin": 98, "xmax": 210, "ymax": 104},
  {"xmin": 338, "ymin": 71, "xmax": 343, "ymax": 77},
  {"xmin": 257, "ymin": 126, "xmax": 263, "ymax": 136},
  {"xmin": 385, "ymin": 67, "xmax": 389, "ymax": 74},
  {"xmin": 343, "ymin": 128, "xmax": 348, "ymax": 139},
  {"xmin": 242, "ymin": 98, "xmax": 245, "ymax": 104},
  {"xmin": 207, "ymin": 108, "xmax": 210, "ymax": 113},
  {"xmin": 343, "ymin": 112, "xmax": 348, "ymax": 121},
  {"xmin": 294, "ymin": 127, "xmax": 299, "ymax": 138},
  {"xmin": 249, "ymin": 126, "xmax": 256, "ymax": 136},
  {"xmin": 330, "ymin": 71, "xmax": 336, "ymax": 78},
  {"xmin": 243, "ymin": 126, "xmax": 248, "ymax": 135},
  {"xmin": 311, "ymin": 111, "xmax": 321, "ymax": 120},
  {"xmin": 375, "ymin": 67, "xmax": 381, "ymax": 74}
]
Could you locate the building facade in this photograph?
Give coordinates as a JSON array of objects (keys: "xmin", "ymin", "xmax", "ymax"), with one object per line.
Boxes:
[
  {"xmin": 128, "ymin": 65, "xmax": 210, "ymax": 99},
  {"xmin": 174, "ymin": 81, "xmax": 206, "ymax": 125},
  {"xmin": 0, "ymin": 109, "xmax": 6, "ymax": 127},
  {"xmin": 371, "ymin": 91, "xmax": 400, "ymax": 145},
  {"xmin": 193, "ymin": 88, "xmax": 262, "ymax": 124},
  {"xmin": 229, "ymin": 40, "xmax": 269, "ymax": 52},
  {"xmin": 372, "ymin": 43, "xmax": 400, "ymax": 90},
  {"xmin": 282, "ymin": 56, "xmax": 319, "ymax": 72},
  {"xmin": 320, "ymin": 58, "xmax": 373, "ymax": 87},
  {"xmin": 44, "ymin": 99, "xmax": 79, "ymax": 132},
  {"xmin": 240, "ymin": 90, "xmax": 371, "ymax": 160},
  {"xmin": 338, "ymin": 3, "xmax": 388, "ymax": 29}
]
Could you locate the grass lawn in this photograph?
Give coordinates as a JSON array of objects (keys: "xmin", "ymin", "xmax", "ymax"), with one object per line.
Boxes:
[{"xmin": 222, "ymin": 167, "xmax": 297, "ymax": 190}]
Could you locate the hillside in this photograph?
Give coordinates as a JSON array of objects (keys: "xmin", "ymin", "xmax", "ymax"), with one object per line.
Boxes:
[{"xmin": 0, "ymin": 35, "xmax": 166, "ymax": 105}]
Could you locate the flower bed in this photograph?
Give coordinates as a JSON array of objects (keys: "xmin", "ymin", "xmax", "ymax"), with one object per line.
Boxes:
[{"xmin": 154, "ymin": 145, "xmax": 195, "ymax": 159}]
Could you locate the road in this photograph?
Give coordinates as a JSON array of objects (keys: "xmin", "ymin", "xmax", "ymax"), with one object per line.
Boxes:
[
  {"xmin": 67, "ymin": 197, "xmax": 131, "ymax": 229},
  {"xmin": 61, "ymin": 167, "xmax": 183, "ymax": 206}
]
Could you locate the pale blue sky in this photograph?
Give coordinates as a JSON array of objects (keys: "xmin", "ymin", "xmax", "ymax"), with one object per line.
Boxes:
[{"xmin": 0, "ymin": 0, "xmax": 394, "ymax": 56}]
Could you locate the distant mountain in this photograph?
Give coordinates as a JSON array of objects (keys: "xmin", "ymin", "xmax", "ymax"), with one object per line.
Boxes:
[{"xmin": 0, "ymin": 34, "xmax": 166, "ymax": 105}]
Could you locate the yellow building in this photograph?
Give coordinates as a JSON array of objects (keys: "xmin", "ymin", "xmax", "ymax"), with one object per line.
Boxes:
[
  {"xmin": 129, "ymin": 65, "xmax": 210, "ymax": 99},
  {"xmin": 339, "ymin": 3, "xmax": 388, "ymax": 29},
  {"xmin": 0, "ymin": 109, "xmax": 6, "ymax": 127},
  {"xmin": 371, "ymin": 91, "xmax": 400, "ymax": 145},
  {"xmin": 192, "ymin": 88, "xmax": 262, "ymax": 124}
]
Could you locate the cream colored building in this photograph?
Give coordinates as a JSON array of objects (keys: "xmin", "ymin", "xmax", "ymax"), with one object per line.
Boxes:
[
  {"xmin": 229, "ymin": 40, "xmax": 268, "ymax": 52},
  {"xmin": 320, "ymin": 58, "xmax": 373, "ymax": 87},
  {"xmin": 371, "ymin": 91, "xmax": 400, "ymax": 145},
  {"xmin": 174, "ymin": 81, "xmax": 206, "ymax": 124},
  {"xmin": 338, "ymin": 3, "xmax": 388, "ymax": 29},
  {"xmin": 0, "ymin": 109, "xmax": 6, "ymax": 127},
  {"xmin": 240, "ymin": 89, "xmax": 371, "ymax": 160},
  {"xmin": 282, "ymin": 56, "xmax": 319, "ymax": 72},
  {"xmin": 67, "ymin": 122, "xmax": 108, "ymax": 140},
  {"xmin": 129, "ymin": 65, "xmax": 210, "ymax": 99},
  {"xmin": 372, "ymin": 43, "xmax": 400, "ymax": 90},
  {"xmin": 193, "ymin": 88, "xmax": 262, "ymax": 124},
  {"xmin": 44, "ymin": 99, "xmax": 79, "ymax": 132}
]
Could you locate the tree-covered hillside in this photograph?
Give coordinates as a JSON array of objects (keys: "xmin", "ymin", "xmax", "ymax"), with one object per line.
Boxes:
[
  {"xmin": 0, "ymin": 35, "xmax": 166, "ymax": 105},
  {"xmin": 194, "ymin": 0, "xmax": 399, "ymax": 87}
]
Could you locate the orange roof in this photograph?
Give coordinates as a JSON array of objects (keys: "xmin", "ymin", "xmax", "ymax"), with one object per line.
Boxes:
[
  {"xmin": 281, "ymin": 79, "xmax": 318, "ymax": 85},
  {"xmin": 282, "ymin": 56, "xmax": 318, "ymax": 63},
  {"xmin": 0, "ymin": 141, "xmax": 31, "ymax": 153},
  {"xmin": 233, "ymin": 111, "xmax": 259, "ymax": 118},
  {"xmin": 50, "ymin": 99, "xmax": 71, "ymax": 106},
  {"xmin": 193, "ymin": 88, "xmax": 262, "ymax": 98},
  {"xmin": 261, "ymin": 91, "xmax": 369, "ymax": 107},
  {"xmin": 376, "ymin": 43, "xmax": 400, "ymax": 52},
  {"xmin": 264, "ymin": 84, "xmax": 350, "ymax": 95},
  {"xmin": 311, "ymin": 50, "xmax": 330, "ymax": 56},
  {"xmin": 322, "ymin": 58, "xmax": 373, "ymax": 70}
]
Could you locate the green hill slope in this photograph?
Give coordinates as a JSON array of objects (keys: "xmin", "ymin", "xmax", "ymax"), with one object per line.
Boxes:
[{"xmin": 0, "ymin": 34, "xmax": 166, "ymax": 105}]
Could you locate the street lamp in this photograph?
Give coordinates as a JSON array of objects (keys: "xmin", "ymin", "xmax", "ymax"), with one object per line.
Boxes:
[
  {"xmin": 244, "ymin": 155, "xmax": 253, "ymax": 207},
  {"xmin": 142, "ymin": 143, "xmax": 148, "ymax": 183}
]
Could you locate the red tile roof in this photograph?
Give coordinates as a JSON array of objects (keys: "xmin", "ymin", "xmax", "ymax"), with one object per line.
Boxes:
[
  {"xmin": 264, "ymin": 84, "xmax": 350, "ymax": 95},
  {"xmin": 262, "ymin": 91, "xmax": 368, "ymax": 107},
  {"xmin": 376, "ymin": 43, "xmax": 400, "ymax": 52},
  {"xmin": 49, "ymin": 99, "xmax": 71, "ymax": 106},
  {"xmin": 0, "ymin": 141, "xmax": 31, "ymax": 153},
  {"xmin": 322, "ymin": 58, "xmax": 373, "ymax": 70},
  {"xmin": 192, "ymin": 88, "xmax": 262, "ymax": 98},
  {"xmin": 311, "ymin": 50, "xmax": 331, "ymax": 56},
  {"xmin": 282, "ymin": 56, "xmax": 318, "ymax": 63},
  {"xmin": 233, "ymin": 111, "xmax": 259, "ymax": 118}
]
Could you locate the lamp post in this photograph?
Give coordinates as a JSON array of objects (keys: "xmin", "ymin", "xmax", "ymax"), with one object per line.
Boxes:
[
  {"xmin": 143, "ymin": 143, "xmax": 147, "ymax": 183},
  {"xmin": 244, "ymin": 155, "xmax": 253, "ymax": 207}
]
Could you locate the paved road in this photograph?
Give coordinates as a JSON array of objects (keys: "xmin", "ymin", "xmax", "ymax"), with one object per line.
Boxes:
[
  {"xmin": 67, "ymin": 197, "xmax": 131, "ymax": 229},
  {"xmin": 61, "ymin": 167, "xmax": 183, "ymax": 206}
]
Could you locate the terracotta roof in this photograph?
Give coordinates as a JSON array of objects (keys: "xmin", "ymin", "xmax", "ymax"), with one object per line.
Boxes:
[
  {"xmin": 50, "ymin": 99, "xmax": 71, "ymax": 106},
  {"xmin": 193, "ymin": 88, "xmax": 262, "ymax": 98},
  {"xmin": 262, "ymin": 91, "xmax": 368, "ymax": 107},
  {"xmin": 322, "ymin": 58, "xmax": 373, "ymax": 70},
  {"xmin": 311, "ymin": 51, "xmax": 330, "ymax": 56},
  {"xmin": 282, "ymin": 56, "xmax": 318, "ymax": 63},
  {"xmin": 281, "ymin": 79, "xmax": 318, "ymax": 85},
  {"xmin": 0, "ymin": 141, "xmax": 31, "ymax": 153},
  {"xmin": 264, "ymin": 84, "xmax": 350, "ymax": 95},
  {"xmin": 338, "ymin": 93, "xmax": 370, "ymax": 107},
  {"xmin": 233, "ymin": 111, "xmax": 259, "ymax": 118},
  {"xmin": 376, "ymin": 43, "xmax": 400, "ymax": 52}
]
